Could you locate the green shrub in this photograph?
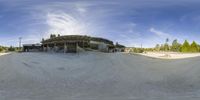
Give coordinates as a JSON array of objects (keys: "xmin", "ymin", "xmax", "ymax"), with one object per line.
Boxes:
[
  {"xmin": 8, "ymin": 46, "xmax": 16, "ymax": 51},
  {"xmin": 0, "ymin": 47, "xmax": 4, "ymax": 52},
  {"xmin": 132, "ymin": 48, "xmax": 144, "ymax": 53}
]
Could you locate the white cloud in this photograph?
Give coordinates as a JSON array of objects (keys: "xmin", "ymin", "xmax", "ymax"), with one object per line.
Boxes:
[
  {"xmin": 150, "ymin": 27, "xmax": 171, "ymax": 38},
  {"xmin": 77, "ymin": 7, "xmax": 87, "ymax": 14},
  {"xmin": 45, "ymin": 12, "xmax": 90, "ymax": 38},
  {"xmin": 22, "ymin": 34, "xmax": 42, "ymax": 44},
  {"xmin": 75, "ymin": 3, "xmax": 87, "ymax": 14}
]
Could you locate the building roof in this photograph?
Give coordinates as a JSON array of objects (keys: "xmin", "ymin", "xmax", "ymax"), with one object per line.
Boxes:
[
  {"xmin": 42, "ymin": 35, "xmax": 113, "ymax": 45},
  {"xmin": 90, "ymin": 37, "xmax": 113, "ymax": 45},
  {"xmin": 23, "ymin": 43, "xmax": 42, "ymax": 47}
]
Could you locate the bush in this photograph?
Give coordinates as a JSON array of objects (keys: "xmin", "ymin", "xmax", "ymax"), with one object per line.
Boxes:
[
  {"xmin": 8, "ymin": 46, "xmax": 16, "ymax": 51},
  {"xmin": 132, "ymin": 48, "xmax": 144, "ymax": 53},
  {"xmin": 0, "ymin": 47, "xmax": 4, "ymax": 52}
]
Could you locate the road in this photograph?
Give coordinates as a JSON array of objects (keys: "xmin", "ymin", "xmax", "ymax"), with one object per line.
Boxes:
[{"xmin": 0, "ymin": 52, "xmax": 199, "ymax": 100}]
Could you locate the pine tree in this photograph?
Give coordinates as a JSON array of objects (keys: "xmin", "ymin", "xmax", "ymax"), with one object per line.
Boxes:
[
  {"xmin": 171, "ymin": 39, "xmax": 181, "ymax": 52},
  {"xmin": 163, "ymin": 38, "xmax": 170, "ymax": 51},
  {"xmin": 164, "ymin": 43, "xmax": 169, "ymax": 51},
  {"xmin": 160, "ymin": 44, "xmax": 164, "ymax": 51},
  {"xmin": 181, "ymin": 40, "xmax": 190, "ymax": 52},
  {"xmin": 155, "ymin": 44, "xmax": 160, "ymax": 51},
  {"xmin": 166, "ymin": 38, "xmax": 169, "ymax": 43},
  {"xmin": 50, "ymin": 34, "xmax": 56, "ymax": 38},
  {"xmin": 42, "ymin": 38, "xmax": 44, "ymax": 42},
  {"xmin": 190, "ymin": 41, "xmax": 199, "ymax": 52}
]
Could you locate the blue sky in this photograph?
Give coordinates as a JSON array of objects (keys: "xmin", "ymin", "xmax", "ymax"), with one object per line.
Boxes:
[{"xmin": 0, "ymin": 0, "xmax": 200, "ymax": 47}]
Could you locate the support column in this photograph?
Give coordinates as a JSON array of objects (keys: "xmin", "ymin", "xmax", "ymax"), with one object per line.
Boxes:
[
  {"xmin": 64, "ymin": 42, "xmax": 67, "ymax": 54},
  {"xmin": 54, "ymin": 43, "xmax": 56, "ymax": 52},
  {"xmin": 83, "ymin": 41, "xmax": 84, "ymax": 49},
  {"xmin": 76, "ymin": 42, "xmax": 78, "ymax": 53},
  {"xmin": 42, "ymin": 44, "xmax": 45, "ymax": 52},
  {"xmin": 47, "ymin": 44, "xmax": 49, "ymax": 52}
]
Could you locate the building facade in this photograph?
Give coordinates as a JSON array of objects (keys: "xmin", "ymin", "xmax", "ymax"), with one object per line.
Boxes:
[
  {"xmin": 40, "ymin": 35, "xmax": 114, "ymax": 53},
  {"xmin": 23, "ymin": 44, "xmax": 42, "ymax": 52}
]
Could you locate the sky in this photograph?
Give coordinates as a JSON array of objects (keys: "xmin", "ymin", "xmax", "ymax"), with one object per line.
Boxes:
[{"xmin": 0, "ymin": 0, "xmax": 200, "ymax": 47}]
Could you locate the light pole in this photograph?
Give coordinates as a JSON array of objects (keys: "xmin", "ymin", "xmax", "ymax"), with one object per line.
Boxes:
[{"xmin": 19, "ymin": 37, "xmax": 22, "ymax": 51}]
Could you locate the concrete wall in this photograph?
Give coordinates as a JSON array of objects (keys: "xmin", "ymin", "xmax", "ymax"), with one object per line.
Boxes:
[{"xmin": 98, "ymin": 43, "xmax": 108, "ymax": 52}]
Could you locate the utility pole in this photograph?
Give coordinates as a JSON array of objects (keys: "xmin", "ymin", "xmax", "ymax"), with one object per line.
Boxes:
[{"xmin": 19, "ymin": 37, "xmax": 22, "ymax": 51}]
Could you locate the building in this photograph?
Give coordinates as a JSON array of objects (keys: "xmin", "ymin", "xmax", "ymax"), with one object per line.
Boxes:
[
  {"xmin": 115, "ymin": 43, "xmax": 125, "ymax": 52},
  {"xmin": 124, "ymin": 47, "xmax": 134, "ymax": 53},
  {"xmin": 23, "ymin": 44, "xmax": 42, "ymax": 52},
  {"xmin": 40, "ymin": 35, "xmax": 115, "ymax": 53}
]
